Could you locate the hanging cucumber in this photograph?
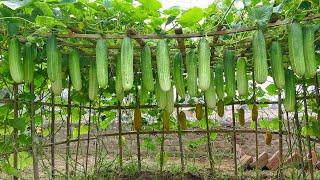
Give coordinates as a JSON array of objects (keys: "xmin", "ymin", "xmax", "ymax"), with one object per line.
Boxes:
[
  {"xmin": 47, "ymin": 34, "xmax": 59, "ymax": 82},
  {"xmin": 186, "ymin": 50, "xmax": 197, "ymax": 97},
  {"xmin": 173, "ymin": 52, "xmax": 186, "ymax": 99},
  {"xmin": 9, "ymin": 37, "xmax": 24, "ymax": 83},
  {"xmin": 88, "ymin": 63, "xmax": 98, "ymax": 101},
  {"xmin": 156, "ymin": 39, "xmax": 171, "ymax": 91},
  {"xmin": 270, "ymin": 41, "xmax": 285, "ymax": 89},
  {"xmin": 224, "ymin": 49, "xmax": 236, "ymax": 100},
  {"xmin": 236, "ymin": 58, "xmax": 248, "ymax": 97},
  {"xmin": 96, "ymin": 39, "xmax": 108, "ymax": 88},
  {"xmin": 115, "ymin": 54, "xmax": 124, "ymax": 102},
  {"xmin": 252, "ymin": 30, "xmax": 268, "ymax": 84},
  {"xmin": 69, "ymin": 49, "xmax": 82, "ymax": 91},
  {"xmin": 288, "ymin": 23, "xmax": 305, "ymax": 76},
  {"xmin": 23, "ymin": 42, "xmax": 35, "ymax": 83},
  {"xmin": 303, "ymin": 25, "xmax": 317, "ymax": 78},
  {"xmin": 121, "ymin": 36, "xmax": 134, "ymax": 91},
  {"xmin": 141, "ymin": 45, "xmax": 154, "ymax": 92},
  {"xmin": 198, "ymin": 38, "xmax": 211, "ymax": 91}
]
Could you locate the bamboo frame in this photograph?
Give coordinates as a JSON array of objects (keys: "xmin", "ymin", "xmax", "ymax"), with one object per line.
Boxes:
[
  {"xmin": 16, "ymin": 13, "xmax": 320, "ymax": 40},
  {"xmin": 0, "ymin": 14, "xmax": 319, "ymax": 179}
]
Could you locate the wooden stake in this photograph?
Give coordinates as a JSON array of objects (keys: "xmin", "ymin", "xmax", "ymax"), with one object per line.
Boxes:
[
  {"xmin": 303, "ymin": 81, "xmax": 314, "ymax": 180},
  {"xmin": 205, "ymin": 105, "xmax": 214, "ymax": 173},
  {"xmin": 13, "ymin": 84, "xmax": 19, "ymax": 180}
]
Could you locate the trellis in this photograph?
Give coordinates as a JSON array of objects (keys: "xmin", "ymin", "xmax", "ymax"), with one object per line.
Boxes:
[{"xmin": 1, "ymin": 13, "xmax": 320, "ymax": 180}]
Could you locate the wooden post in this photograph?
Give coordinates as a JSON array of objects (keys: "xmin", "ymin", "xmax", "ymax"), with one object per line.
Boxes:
[
  {"xmin": 13, "ymin": 84, "xmax": 19, "ymax": 180},
  {"xmin": 252, "ymin": 72, "xmax": 259, "ymax": 179},
  {"xmin": 278, "ymin": 92, "xmax": 283, "ymax": 179},
  {"xmin": 50, "ymin": 93, "xmax": 55, "ymax": 179},
  {"xmin": 232, "ymin": 104, "xmax": 237, "ymax": 177},
  {"xmin": 160, "ymin": 128, "xmax": 165, "ymax": 172},
  {"xmin": 66, "ymin": 79, "xmax": 71, "ymax": 178},
  {"xmin": 204, "ymin": 105, "xmax": 214, "ymax": 173},
  {"xmin": 118, "ymin": 102, "xmax": 123, "ymax": 169},
  {"xmin": 286, "ymin": 112, "xmax": 293, "ymax": 158},
  {"xmin": 303, "ymin": 81, "xmax": 314, "ymax": 180},
  {"xmin": 85, "ymin": 102, "xmax": 92, "ymax": 178},
  {"xmin": 294, "ymin": 104, "xmax": 306, "ymax": 178},
  {"xmin": 175, "ymin": 93, "xmax": 185, "ymax": 174},
  {"xmin": 30, "ymin": 82, "xmax": 39, "ymax": 180},
  {"xmin": 74, "ymin": 105, "xmax": 82, "ymax": 175},
  {"xmin": 94, "ymin": 97, "xmax": 102, "ymax": 173}
]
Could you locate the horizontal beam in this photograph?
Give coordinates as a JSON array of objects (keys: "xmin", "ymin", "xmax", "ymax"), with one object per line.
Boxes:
[
  {"xmin": 18, "ymin": 13, "xmax": 320, "ymax": 40},
  {"xmin": 0, "ymin": 95, "xmax": 315, "ymax": 110},
  {"xmin": 1, "ymin": 128, "xmax": 319, "ymax": 157}
]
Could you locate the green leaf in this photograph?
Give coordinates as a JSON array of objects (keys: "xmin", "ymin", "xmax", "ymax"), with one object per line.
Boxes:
[
  {"xmin": 138, "ymin": 0, "xmax": 161, "ymax": 11},
  {"xmin": 269, "ymin": 118, "xmax": 280, "ymax": 131},
  {"xmin": 259, "ymin": 118, "xmax": 269, "ymax": 129},
  {"xmin": 2, "ymin": 163, "xmax": 22, "ymax": 178},
  {"xmin": 1, "ymin": 0, "xmax": 32, "ymax": 10},
  {"xmin": 34, "ymin": 2, "xmax": 54, "ymax": 16},
  {"xmin": 9, "ymin": 117, "xmax": 26, "ymax": 131},
  {"xmin": 141, "ymin": 137, "xmax": 156, "ymax": 151},
  {"xmin": 266, "ymin": 84, "xmax": 278, "ymax": 96},
  {"xmin": 179, "ymin": 7, "xmax": 204, "ymax": 27},
  {"xmin": 299, "ymin": 1, "xmax": 312, "ymax": 10},
  {"xmin": 210, "ymin": 132, "xmax": 217, "ymax": 141},
  {"xmin": 9, "ymin": 151, "xmax": 32, "ymax": 170},
  {"xmin": 163, "ymin": 6, "xmax": 181, "ymax": 16},
  {"xmin": 248, "ymin": 5, "xmax": 273, "ymax": 29},
  {"xmin": 72, "ymin": 125, "xmax": 89, "ymax": 139},
  {"xmin": 35, "ymin": 16, "xmax": 66, "ymax": 28}
]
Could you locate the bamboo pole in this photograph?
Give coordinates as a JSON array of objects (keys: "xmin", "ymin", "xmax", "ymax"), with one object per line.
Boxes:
[
  {"xmin": 74, "ymin": 105, "xmax": 82, "ymax": 175},
  {"xmin": 13, "ymin": 84, "xmax": 19, "ymax": 180},
  {"xmin": 251, "ymin": 72, "xmax": 259, "ymax": 179},
  {"xmin": 286, "ymin": 112, "xmax": 293, "ymax": 158},
  {"xmin": 160, "ymin": 125, "xmax": 165, "ymax": 173},
  {"xmin": 302, "ymin": 81, "xmax": 314, "ymax": 180},
  {"xmin": 2, "ymin": 127, "xmax": 320, "ymax": 157},
  {"xmin": 204, "ymin": 105, "xmax": 214, "ymax": 173},
  {"xmin": 19, "ymin": 13, "xmax": 320, "ymax": 40},
  {"xmin": 175, "ymin": 93, "xmax": 185, "ymax": 174},
  {"xmin": 278, "ymin": 92, "xmax": 283, "ymax": 179},
  {"xmin": 65, "ymin": 79, "xmax": 72, "ymax": 178},
  {"xmin": 94, "ymin": 97, "xmax": 102, "ymax": 174},
  {"xmin": 30, "ymin": 82, "xmax": 40, "ymax": 180},
  {"xmin": 0, "ymin": 95, "xmax": 315, "ymax": 110},
  {"xmin": 135, "ymin": 88, "xmax": 142, "ymax": 172},
  {"xmin": 85, "ymin": 102, "xmax": 92, "ymax": 178},
  {"xmin": 294, "ymin": 103, "xmax": 306, "ymax": 178},
  {"xmin": 314, "ymin": 75, "xmax": 320, "ymax": 121},
  {"xmin": 50, "ymin": 93, "xmax": 55, "ymax": 179},
  {"xmin": 118, "ymin": 102, "xmax": 123, "ymax": 169},
  {"xmin": 232, "ymin": 104, "xmax": 237, "ymax": 177}
]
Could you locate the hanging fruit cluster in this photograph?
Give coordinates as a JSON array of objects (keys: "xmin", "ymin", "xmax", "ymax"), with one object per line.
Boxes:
[{"xmin": 7, "ymin": 23, "xmax": 319, "ymax": 130}]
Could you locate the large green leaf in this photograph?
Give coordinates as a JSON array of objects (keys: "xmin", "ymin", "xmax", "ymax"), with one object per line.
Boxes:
[
  {"xmin": 138, "ymin": 0, "xmax": 161, "ymax": 11},
  {"xmin": 35, "ymin": 16, "xmax": 66, "ymax": 28},
  {"xmin": 179, "ymin": 7, "xmax": 204, "ymax": 27},
  {"xmin": 2, "ymin": 163, "xmax": 22, "ymax": 178},
  {"xmin": 248, "ymin": 5, "xmax": 273, "ymax": 29},
  {"xmin": 34, "ymin": 2, "xmax": 54, "ymax": 16},
  {"xmin": 9, "ymin": 117, "xmax": 26, "ymax": 131}
]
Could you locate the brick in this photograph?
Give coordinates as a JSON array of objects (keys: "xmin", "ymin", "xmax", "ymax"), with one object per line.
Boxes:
[
  {"xmin": 266, "ymin": 151, "xmax": 280, "ymax": 171},
  {"xmin": 249, "ymin": 152, "xmax": 268, "ymax": 169},
  {"xmin": 311, "ymin": 150, "xmax": 317, "ymax": 165},
  {"xmin": 239, "ymin": 154, "xmax": 253, "ymax": 169},
  {"xmin": 286, "ymin": 152, "xmax": 300, "ymax": 164}
]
